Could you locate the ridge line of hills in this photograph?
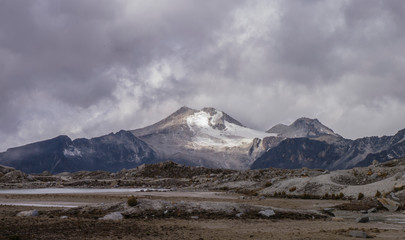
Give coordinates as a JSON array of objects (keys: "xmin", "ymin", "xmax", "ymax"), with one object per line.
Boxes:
[{"xmin": 1, "ymin": 106, "xmax": 405, "ymax": 173}]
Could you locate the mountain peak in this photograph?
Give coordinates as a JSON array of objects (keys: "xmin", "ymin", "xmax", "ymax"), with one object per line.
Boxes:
[
  {"xmin": 131, "ymin": 106, "xmax": 197, "ymax": 137},
  {"xmin": 267, "ymin": 117, "xmax": 338, "ymax": 138},
  {"xmin": 199, "ymin": 107, "xmax": 245, "ymax": 128}
]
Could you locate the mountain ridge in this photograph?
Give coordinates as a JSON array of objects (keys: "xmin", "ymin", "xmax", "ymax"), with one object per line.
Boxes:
[
  {"xmin": 267, "ymin": 117, "xmax": 340, "ymax": 139},
  {"xmin": 1, "ymin": 106, "xmax": 405, "ymax": 173}
]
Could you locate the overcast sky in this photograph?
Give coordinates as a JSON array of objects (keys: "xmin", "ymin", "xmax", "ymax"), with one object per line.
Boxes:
[{"xmin": 1, "ymin": 0, "xmax": 405, "ymax": 151}]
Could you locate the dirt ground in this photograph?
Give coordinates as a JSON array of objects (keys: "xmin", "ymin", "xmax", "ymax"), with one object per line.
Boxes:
[
  {"xmin": 1, "ymin": 214, "xmax": 405, "ymax": 240},
  {"xmin": 1, "ymin": 192, "xmax": 405, "ymax": 240}
]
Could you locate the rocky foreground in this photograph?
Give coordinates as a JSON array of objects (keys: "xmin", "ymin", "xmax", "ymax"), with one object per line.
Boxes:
[
  {"xmin": 1, "ymin": 159, "xmax": 405, "ymax": 239},
  {"xmin": 1, "ymin": 158, "xmax": 405, "ymax": 200}
]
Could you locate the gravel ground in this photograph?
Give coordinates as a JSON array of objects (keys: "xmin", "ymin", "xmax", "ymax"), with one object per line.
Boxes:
[{"xmin": 1, "ymin": 191, "xmax": 405, "ymax": 240}]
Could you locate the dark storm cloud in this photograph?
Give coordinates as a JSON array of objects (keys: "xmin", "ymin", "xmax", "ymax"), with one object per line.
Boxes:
[{"xmin": 1, "ymin": 0, "xmax": 405, "ymax": 151}]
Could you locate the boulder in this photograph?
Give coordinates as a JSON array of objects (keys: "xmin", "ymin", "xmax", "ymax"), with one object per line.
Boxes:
[
  {"xmin": 378, "ymin": 198, "xmax": 400, "ymax": 212},
  {"xmin": 17, "ymin": 210, "xmax": 39, "ymax": 217},
  {"xmin": 355, "ymin": 216, "xmax": 369, "ymax": 223},
  {"xmin": 259, "ymin": 209, "xmax": 275, "ymax": 218},
  {"xmin": 100, "ymin": 212, "xmax": 123, "ymax": 221},
  {"xmin": 2, "ymin": 170, "xmax": 25, "ymax": 181}
]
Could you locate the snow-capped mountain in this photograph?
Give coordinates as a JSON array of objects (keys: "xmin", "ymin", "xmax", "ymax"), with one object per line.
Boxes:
[
  {"xmin": 185, "ymin": 108, "xmax": 275, "ymax": 148},
  {"xmin": 131, "ymin": 107, "xmax": 277, "ymax": 169}
]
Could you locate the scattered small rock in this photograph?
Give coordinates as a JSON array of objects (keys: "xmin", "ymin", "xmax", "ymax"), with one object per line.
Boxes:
[
  {"xmin": 60, "ymin": 216, "xmax": 68, "ymax": 219},
  {"xmin": 236, "ymin": 213, "xmax": 243, "ymax": 218},
  {"xmin": 367, "ymin": 208, "xmax": 377, "ymax": 214},
  {"xmin": 390, "ymin": 192, "xmax": 400, "ymax": 201},
  {"xmin": 190, "ymin": 216, "xmax": 199, "ymax": 220},
  {"xmin": 331, "ymin": 217, "xmax": 344, "ymax": 222},
  {"xmin": 259, "ymin": 209, "xmax": 275, "ymax": 218},
  {"xmin": 360, "ymin": 210, "xmax": 368, "ymax": 214},
  {"xmin": 356, "ymin": 216, "xmax": 369, "ymax": 223},
  {"xmin": 322, "ymin": 208, "xmax": 335, "ymax": 217},
  {"xmin": 349, "ymin": 230, "xmax": 369, "ymax": 238},
  {"xmin": 100, "ymin": 212, "xmax": 123, "ymax": 221},
  {"xmin": 369, "ymin": 173, "xmax": 378, "ymax": 180},
  {"xmin": 17, "ymin": 209, "xmax": 39, "ymax": 217}
]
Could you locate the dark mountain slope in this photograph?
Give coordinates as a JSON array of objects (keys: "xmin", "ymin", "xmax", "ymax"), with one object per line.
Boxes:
[
  {"xmin": 0, "ymin": 131, "xmax": 157, "ymax": 173},
  {"xmin": 251, "ymin": 138, "xmax": 342, "ymax": 169}
]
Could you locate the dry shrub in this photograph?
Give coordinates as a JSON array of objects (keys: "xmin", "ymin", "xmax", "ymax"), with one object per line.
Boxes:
[{"xmin": 127, "ymin": 195, "xmax": 138, "ymax": 207}]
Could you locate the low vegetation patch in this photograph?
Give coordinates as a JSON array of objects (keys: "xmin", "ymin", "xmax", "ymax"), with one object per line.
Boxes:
[{"xmin": 127, "ymin": 195, "xmax": 138, "ymax": 207}]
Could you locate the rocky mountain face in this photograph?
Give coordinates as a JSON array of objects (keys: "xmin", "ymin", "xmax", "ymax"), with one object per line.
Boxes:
[
  {"xmin": 251, "ymin": 128, "xmax": 405, "ymax": 170},
  {"xmin": 1, "ymin": 106, "xmax": 405, "ymax": 173},
  {"xmin": 0, "ymin": 131, "xmax": 157, "ymax": 173},
  {"xmin": 267, "ymin": 117, "xmax": 340, "ymax": 139}
]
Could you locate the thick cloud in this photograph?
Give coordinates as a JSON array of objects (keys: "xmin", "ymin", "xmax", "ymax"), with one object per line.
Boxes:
[{"xmin": 1, "ymin": 0, "xmax": 405, "ymax": 151}]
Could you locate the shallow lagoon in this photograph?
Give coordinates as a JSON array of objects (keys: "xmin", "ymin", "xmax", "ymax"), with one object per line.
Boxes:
[{"xmin": 0, "ymin": 188, "xmax": 164, "ymax": 195}]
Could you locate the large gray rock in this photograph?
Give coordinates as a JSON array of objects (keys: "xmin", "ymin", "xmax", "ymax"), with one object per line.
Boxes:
[
  {"xmin": 259, "ymin": 209, "xmax": 276, "ymax": 218},
  {"xmin": 17, "ymin": 209, "xmax": 39, "ymax": 217},
  {"xmin": 378, "ymin": 198, "xmax": 400, "ymax": 212},
  {"xmin": 100, "ymin": 212, "xmax": 123, "ymax": 221}
]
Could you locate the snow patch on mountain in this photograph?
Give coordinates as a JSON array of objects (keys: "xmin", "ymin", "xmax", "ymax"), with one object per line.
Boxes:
[
  {"xmin": 63, "ymin": 147, "xmax": 82, "ymax": 157},
  {"xmin": 186, "ymin": 110, "xmax": 275, "ymax": 148}
]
